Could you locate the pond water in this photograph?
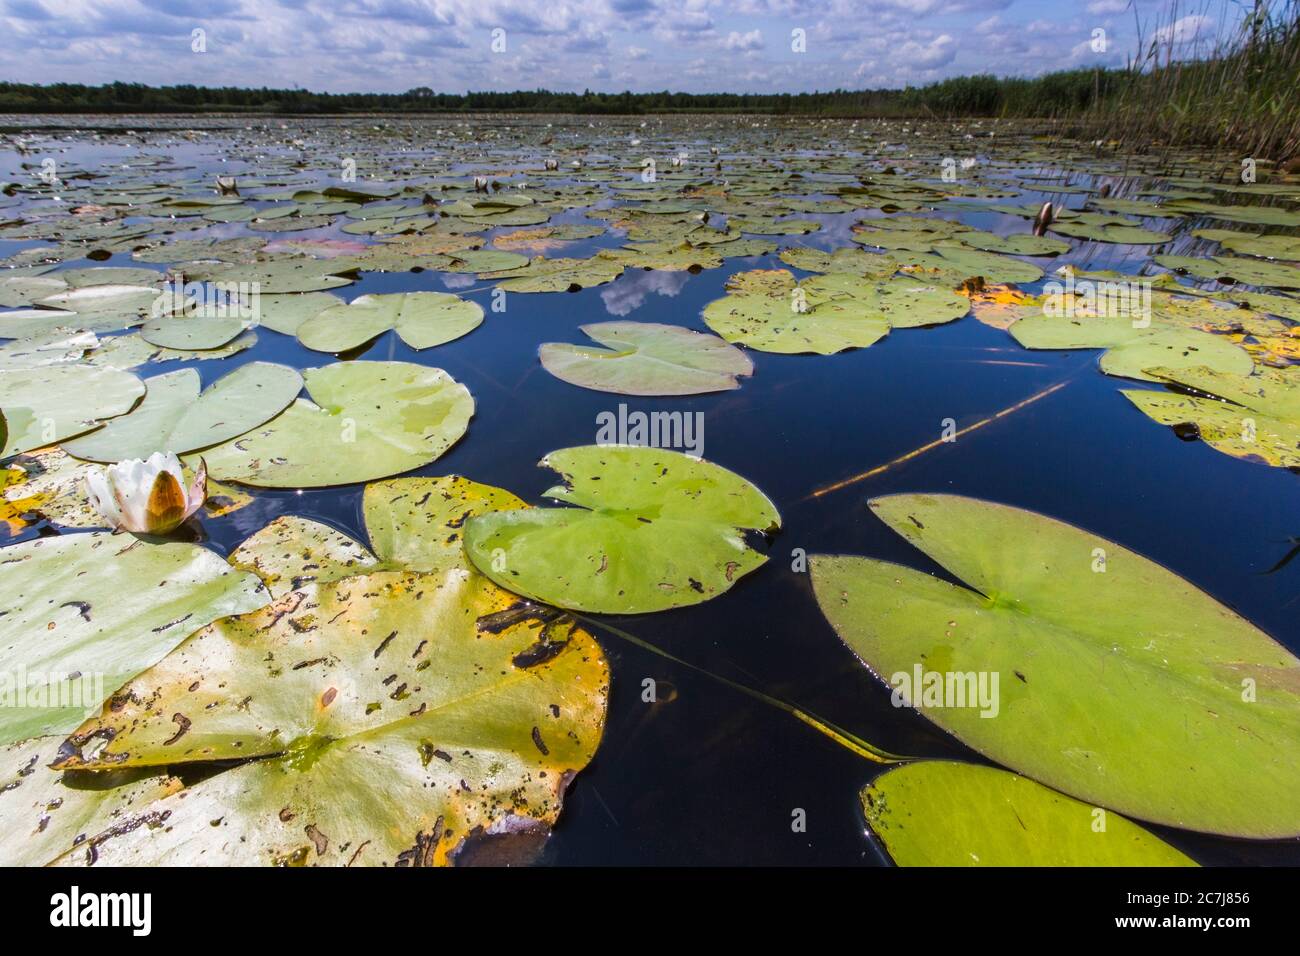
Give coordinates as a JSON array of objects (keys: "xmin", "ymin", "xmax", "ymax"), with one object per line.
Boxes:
[{"xmin": 1, "ymin": 114, "xmax": 1297, "ymax": 865}]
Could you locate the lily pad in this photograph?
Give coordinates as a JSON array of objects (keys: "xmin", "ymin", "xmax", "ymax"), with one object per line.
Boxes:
[
  {"xmin": 202, "ymin": 361, "xmax": 474, "ymax": 488},
  {"xmin": 811, "ymin": 493, "xmax": 1300, "ymax": 838},
  {"xmin": 0, "ymin": 532, "xmax": 269, "ymax": 745},
  {"xmin": 1122, "ymin": 365, "xmax": 1300, "ymax": 468},
  {"xmin": 298, "ymin": 292, "xmax": 483, "ymax": 354},
  {"xmin": 862, "ymin": 762, "xmax": 1196, "ymax": 867},
  {"xmin": 483, "ymin": 256, "xmax": 623, "ymax": 293},
  {"xmin": 0, "ymin": 736, "xmax": 180, "ymax": 867},
  {"xmin": 703, "ymin": 292, "xmax": 890, "ymax": 354},
  {"xmin": 140, "ymin": 314, "xmax": 249, "ymax": 350},
  {"xmin": 62, "ymin": 363, "xmax": 303, "ymax": 461},
  {"xmin": 465, "ymin": 445, "xmax": 780, "ymax": 613},
  {"xmin": 254, "ymin": 292, "xmax": 345, "ymax": 336},
  {"xmin": 540, "ymin": 321, "xmax": 753, "ymax": 395},
  {"xmin": 0, "ymin": 364, "xmax": 145, "ymax": 458},
  {"xmin": 47, "ymin": 480, "xmax": 608, "ymax": 866}
]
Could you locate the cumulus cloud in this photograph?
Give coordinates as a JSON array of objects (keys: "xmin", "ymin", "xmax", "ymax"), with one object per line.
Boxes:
[
  {"xmin": 722, "ymin": 29, "xmax": 763, "ymax": 51},
  {"xmin": 0, "ymin": 0, "xmax": 1244, "ymax": 94}
]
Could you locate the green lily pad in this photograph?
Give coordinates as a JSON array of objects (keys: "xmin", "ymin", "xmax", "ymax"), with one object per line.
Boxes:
[
  {"xmin": 59, "ymin": 267, "xmax": 162, "ymax": 288},
  {"xmin": 0, "ymin": 274, "xmax": 65, "ymax": 307},
  {"xmin": 540, "ymin": 321, "xmax": 753, "ymax": 396},
  {"xmin": 1009, "ymin": 310, "xmax": 1253, "ymax": 381},
  {"xmin": 0, "ymin": 308, "xmax": 139, "ymax": 338},
  {"xmin": 441, "ymin": 250, "xmax": 529, "ymax": 274},
  {"xmin": 811, "ymin": 493, "xmax": 1300, "ymax": 838},
  {"xmin": 202, "ymin": 361, "xmax": 473, "ymax": 488},
  {"xmin": 1212, "ymin": 234, "xmax": 1300, "ymax": 260},
  {"xmin": 179, "ymin": 260, "xmax": 354, "ymax": 293},
  {"xmin": 254, "ymin": 292, "xmax": 345, "ymax": 336},
  {"xmin": 37, "ymin": 284, "xmax": 160, "ymax": 315},
  {"xmin": 83, "ymin": 330, "xmax": 257, "ymax": 369},
  {"xmin": 0, "ymin": 532, "xmax": 269, "ymax": 745},
  {"xmin": 229, "ymin": 476, "xmax": 527, "ymax": 597},
  {"xmin": 1156, "ymin": 255, "xmax": 1300, "ymax": 290},
  {"xmin": 298, "ymin": 292, "xmax": 483, "ymax": 354},
  {"xmin": 703, "ymin": 292, "xmax": 890, "ymax": 354},
  {"xmin": 1049, "ymin": 221, "xmax": 1171, "ymax": 244},
  {"xmin": 944, "ymin": 232, "xmax": 1071, "ymax": 256},
  {"xmin": 863, "ymin": 762, "xmax": 1196, "ymax": 867},
  {"xmin": 0, "ymin": 364, "xmax": 145, "ymax": 458},
  {"xmin": 600, "ymin": 244, "xmax": 723, "ymax": 272},
  {"xmin": 62, "ymin": 363, "xmax": 303, "ymax": 461},
  {"xmin": 778, "ymin": 247, "xmax": 897, "ymax": 276},
  {"xmin": 802, "ymin": 274, "xmax": 970, "ymax": 328},
  {"xmin": 483, "ymin": 255, "xmax": 623, "ymax": 292},
  {"xmin": 464, "ymin": 445, "xmax": 780, "ymax": 613},
  {"xmin": 0, "ymin": 330, "xmax": 96, "ymax": 371},
  {"xmin": 900, "ymin": 247, "xmax": 1043, "ymax": 286},
  {"xmin": 140, "ymin": 314, "xmax": 248, "ymax": 350}
]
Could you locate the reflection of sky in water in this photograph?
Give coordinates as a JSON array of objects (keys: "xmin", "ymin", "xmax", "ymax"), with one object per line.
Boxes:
[
  {"xmin": 439, "ymin": 273, "xmax": 475, "ymax": 290},
  {"xmin": 600, "ymin": 268, "xmax": 691, "ymax": 316}
]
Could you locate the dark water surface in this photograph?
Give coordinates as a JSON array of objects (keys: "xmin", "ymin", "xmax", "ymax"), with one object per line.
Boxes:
[{"xmin": 2, "ymin": 117, "xmax": 1297, "ymax": 865}]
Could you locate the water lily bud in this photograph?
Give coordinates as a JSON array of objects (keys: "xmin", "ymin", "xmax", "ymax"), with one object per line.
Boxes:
[
  {"xmin": 473, "ymin": 176, "xmax": 489, "ymax": 192},
  {"xmin": 216, "ymin": 175, "xmax": 239, "ymax": 196},
  {"xmin": 1032, "ymin": 201, "xmax": 1055, "ymax": 237},
  {"xmin": 85, "ymin": 452, "xmax": 207, "ymax": 535}
]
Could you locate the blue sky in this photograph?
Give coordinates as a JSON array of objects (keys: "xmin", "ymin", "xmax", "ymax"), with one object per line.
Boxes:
[{"xmin": 0, "ymin": 0, "xmax": 1242, "ymax": 93}]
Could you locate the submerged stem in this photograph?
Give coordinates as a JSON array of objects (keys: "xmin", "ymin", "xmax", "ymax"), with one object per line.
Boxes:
[{"xmin": 573, "ymin": 612, "xmax": 907, "ymax": 765}]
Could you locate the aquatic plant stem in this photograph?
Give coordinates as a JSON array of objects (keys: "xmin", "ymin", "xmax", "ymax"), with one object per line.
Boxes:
[
  {"xmin": 573, "ymin": 611, "xmax": 907, "ymax": 765},
  {"xmin": 805, "ymin": 375, "xmax": 1075, "ymax": 501}
]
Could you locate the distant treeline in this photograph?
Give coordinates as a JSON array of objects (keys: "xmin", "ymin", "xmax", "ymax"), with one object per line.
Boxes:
[{"xmin": 0, "ymin": 74, "xmax": 1118, "ymax": 118}]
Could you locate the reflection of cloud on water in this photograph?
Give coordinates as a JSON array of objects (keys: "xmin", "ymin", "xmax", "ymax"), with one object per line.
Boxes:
[
  {"xmin": 600, "ymin": 269, "xmax": 691, "ymax": 316},
  {"xmin": 440, "ymin": 273, "xmax": 476, "ymax": 290}
]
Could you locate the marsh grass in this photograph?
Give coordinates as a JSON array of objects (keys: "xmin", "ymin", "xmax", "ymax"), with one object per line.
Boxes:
[{"xmin": 897, "ymin": 1, "xmax": 1299, "ymax": 160}]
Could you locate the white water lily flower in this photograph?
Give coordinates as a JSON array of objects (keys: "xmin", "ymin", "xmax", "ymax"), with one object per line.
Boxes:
[{"xmin": 85, "ymin": 452, "xmax": 207, "ymax": 534}]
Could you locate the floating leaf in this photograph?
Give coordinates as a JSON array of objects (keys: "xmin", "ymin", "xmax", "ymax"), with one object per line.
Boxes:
[
  {"xmin": 202, "ymin": 361, "xmax": 473, "ymax": 488},
  {"xmin": 1122, "ymin": 365, "xmax": 1300, "ymax": 468},
  {"xmin": 465, "ymin": 445, "xmax": 780, "ymax": 613},
  {"xmin": 862, "ymin": 762, "xmax": 1196, "ymax": 867},
  {"xmin": 298, "ymin": 292, "xmax": 483, "ymax": 354},
  {"xmin": 811, "ymin": 493, "xmax": 1300, "ymax": 837},
  {"xmin": 0, "ymin": 737, "xmax": 181, "ymax": 867},
  {"xmin": 483, "ymin": 255, "xmax": 623, "ymax": 293},
  {"xmin": 62, "ymin": 363, "xmax": 302, "ymax": 462},
  {"xmin": 540, "ymin": 321, "xmax": 752, "ymax": 395},
  {"xmin": 0, "ymin": 364, "xmax": 145, "ymax": 458},
  {"xmin": 48, "ymin": 478, "xmax": 608, "ymax": 866},
  {"xmin": 0, "ymin": 532, "xmax": 269, "ymax": 745}
]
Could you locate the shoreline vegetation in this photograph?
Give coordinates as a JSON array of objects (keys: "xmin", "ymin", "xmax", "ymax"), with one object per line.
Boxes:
[{"xmin": 2, "ymin": 1, "xmax": 1296, "ymax": 160}]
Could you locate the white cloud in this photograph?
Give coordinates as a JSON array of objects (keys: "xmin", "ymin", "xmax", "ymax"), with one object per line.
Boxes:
[
  {"xmin": 722, "ymin": 29, "xmax": 763, "ymax": 51},
  {"xmin": 0, "ymin": 0, "xmax": 1244, "ymax": 94}
]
